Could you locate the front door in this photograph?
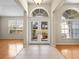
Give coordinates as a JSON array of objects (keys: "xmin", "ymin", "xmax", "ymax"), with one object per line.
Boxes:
[{"xmin": 28, "ymin": 17, "xmax": 50, "ymax": 44}]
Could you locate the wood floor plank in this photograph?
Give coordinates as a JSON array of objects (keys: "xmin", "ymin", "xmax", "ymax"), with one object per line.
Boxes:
[
  {"xmin": 0, "ymin": 40, "xmax": 79, "ymax": 59},
  {"xmin": 56, "ymin": 45, "xmax": 79, "ymax": 59},
  {"xmin": 0, "ymin": 39, "xmax": 23, "ymax": 59}
]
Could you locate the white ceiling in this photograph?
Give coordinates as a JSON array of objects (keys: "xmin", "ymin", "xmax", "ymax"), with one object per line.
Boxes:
[
  {"xmin": 0, "ymin": 0, "xmax": 17, "ymax": 6},
  {"xmin": 27, "ymin": 0, "xmax": 52, "ymax": 4},
  {"xmin": 0, "ymin": 0, "xmax": 79, "ymax": 16},
  {"xmin": 0, "ymin": 0, "xmax": 52, "ymax": 5},
  {"xmin": 66, "ymin": 0, "xmax": 79, "ymax": 3},
  {"xmin": 0, "ymin": 0, "xmax": 52, "ymax": 16},
  {"xmin": 0, "ymin": 0, "xmax": 79, "ymax": 7},
  {"xmin": 0, "ymin": 0, "xmax": 24, "ymax": 16}
]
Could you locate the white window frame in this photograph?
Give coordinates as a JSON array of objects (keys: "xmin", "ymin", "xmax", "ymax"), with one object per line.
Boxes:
[
  {"xmin": 61, "ymin": 19, "xmax": 79, "ymax": 39},
  {"xmin": 8, "ymin": 19, "xmax": 23, "ymax": 34}
]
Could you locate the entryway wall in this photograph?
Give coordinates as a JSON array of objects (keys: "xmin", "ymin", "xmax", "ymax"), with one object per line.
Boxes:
[
  {"xmin": 24, "ymin": 3, "xmax": 56, "ymax": 46},
  {"xmin": 0, "ymin": 17, "xmax": 1, "ymax": 38}
]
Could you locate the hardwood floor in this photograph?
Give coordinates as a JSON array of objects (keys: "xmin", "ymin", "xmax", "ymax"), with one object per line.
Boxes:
[
  {"xmin": 0, "ymin": 40, "xmax": 79, "ymax": 59},
  {"xmin": 56, "ymin": 45, "xmax": 79, "ymax": 59},
  {"xmin": 0, "ymin": 39, "xmax": 23, "ymax": 59}
]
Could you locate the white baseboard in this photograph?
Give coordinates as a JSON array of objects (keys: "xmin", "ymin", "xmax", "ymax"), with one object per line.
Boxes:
[
  {"xmin": 0, "ymin": 38, "xmax": 23, "ymax": 40},
  {"xmin": 56, "ymin": 43, "xmax": 79, "ymax": 45}
]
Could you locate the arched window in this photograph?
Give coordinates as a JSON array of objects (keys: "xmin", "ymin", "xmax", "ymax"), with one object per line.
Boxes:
[
  {"xmin": 32, "ymin": 9, "xmax": 48, "ymax": 17},
  {"xmin": 61, "ymin": 9, "xmax": 79, "ymax": 39},
  {"xmin": 63, "ymin": 9, "xmax": 79, "ymax": 19}
]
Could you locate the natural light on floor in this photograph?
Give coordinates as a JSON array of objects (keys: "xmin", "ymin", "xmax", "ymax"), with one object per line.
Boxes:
[{"xmin": 9, "ymin": 44, "xmax": 23, "ymax": 58}]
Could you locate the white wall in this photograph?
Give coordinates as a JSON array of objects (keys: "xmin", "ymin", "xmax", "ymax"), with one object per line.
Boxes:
[
  {"xmin": 0, "ymin": 16, "xmax": 24, "ymax": 39},
  {"xmin": 0, "ymin": 5, "xmax": 24, "ymax": 16},
  {"xmin": 0, "ymin": 17, "xmax": 1, "ymax": 38},
  {"xmin": 54, "ymin": 3, "xmax": 79, "ymax": 45},
  {"xmin": 18, "ymin": 0, "xmax": 28, "ymax": 16},
  {"xmin": 0, "ymin": 0, "xmax": 24, "ymax": 16}
]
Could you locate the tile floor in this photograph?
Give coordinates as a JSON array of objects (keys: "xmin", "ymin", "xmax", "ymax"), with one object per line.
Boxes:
[{"xmin": 15, "ymin": 45, "xmax": 65, "ymax": 59}]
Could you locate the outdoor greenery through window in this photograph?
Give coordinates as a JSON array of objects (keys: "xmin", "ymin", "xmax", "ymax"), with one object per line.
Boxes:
[{"xmin": 8, "ymin": 20, "xmax": 23, "ymax": 34}]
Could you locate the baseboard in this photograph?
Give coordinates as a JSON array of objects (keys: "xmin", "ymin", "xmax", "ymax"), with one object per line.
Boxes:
[
  {"xmin": 56, "ymin": 43, "xmax": 79, "ymax": 45},
  {"xmin": 0, "ymin": 39, "xmax": 23, "ymax": 40}
]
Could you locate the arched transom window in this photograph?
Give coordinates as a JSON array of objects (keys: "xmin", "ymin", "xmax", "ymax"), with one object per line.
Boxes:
[
  {"xmin": 32, "ymin": 9, "xmax": 48, "ymax": 17},
  {"xmin": 63, "ymin": 9, "xmax": 79, "ymax": 19}
]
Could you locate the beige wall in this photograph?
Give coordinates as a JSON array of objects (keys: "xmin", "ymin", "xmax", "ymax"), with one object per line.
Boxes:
[
  {"xmin": 51, "ymin": 0, "xmax": 64, "ymax": 12},
  {"xmin": 18, "ymin": 0, "xmax": 28, "ymax": 16},
  {"xmin": 0, "ymin": 16, "xmax": 24, "ymax": 39},
  {"xmin": 1, "ymin": 2, "xmax": 79, "ymax": 45}
]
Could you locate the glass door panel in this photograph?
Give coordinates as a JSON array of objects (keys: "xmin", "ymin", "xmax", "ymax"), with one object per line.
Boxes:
[
  {"xmin": 31, "ymin": 21, "xmax": 39, "ymax": 41},
  {"xmin": 29, "ymin": 19, "xmax": 50, "ymax": 44},
  {"xmin": 41, "ymin": 22, "xmax": 48, "ymax": 41}
]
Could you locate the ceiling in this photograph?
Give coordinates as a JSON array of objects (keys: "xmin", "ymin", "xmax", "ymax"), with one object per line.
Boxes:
[
  {"xmin": 0, "ymin": 0, "xmax": 79, "ymax": 16},
  {"xmin": 0, "ymin": 0, "xmax": 52, "ymax": 16},
  {"xmin": 0, "ymin": 0, "xmax": 79, "ymax": 7},
  {"xmin": 0, "ymin": 0, "xmax": 17, "ymax": 6},
  {"xmin": 66, "ymin": 0, "xmax": 79, "ymax": 3},
  {"xmin": 27, "ymin": 0, "xmax": 52, "ymax": 4},
  {"xmin": 0, "ymin": 0, "xmax": 24, "ymax": 16},
  {"xmin": 0, "ymin": 0, "xmax": 52, "ymax": 5}
]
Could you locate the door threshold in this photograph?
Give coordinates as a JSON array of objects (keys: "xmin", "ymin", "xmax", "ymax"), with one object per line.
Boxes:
[{"xmin": 29, "ymin": 43, "xmax": 50, "ymax": 45}]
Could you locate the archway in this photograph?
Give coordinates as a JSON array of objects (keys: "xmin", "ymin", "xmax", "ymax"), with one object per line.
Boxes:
[{"xmin": 28, "ymin": 8, "xmax": 50, "ymax": 45}]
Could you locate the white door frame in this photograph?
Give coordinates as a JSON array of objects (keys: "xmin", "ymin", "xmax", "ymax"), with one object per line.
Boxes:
[{"xmin": 28, "ymin": 17, "xmax": 50, "ymax": 45}]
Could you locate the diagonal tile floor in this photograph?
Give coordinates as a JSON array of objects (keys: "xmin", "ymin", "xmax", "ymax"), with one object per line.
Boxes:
[{"xmin": 15, "ymin": 45, "xmax": 65, "ymax": 59}]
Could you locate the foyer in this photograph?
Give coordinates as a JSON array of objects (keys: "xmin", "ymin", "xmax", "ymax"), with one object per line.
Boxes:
[
  {"xmin": 0, "ymin": 0, "xmax": 79, "ymax": 59},
  {"xmin": 15, "ymin": 45, "xmax": 65, "ymax": 59}
]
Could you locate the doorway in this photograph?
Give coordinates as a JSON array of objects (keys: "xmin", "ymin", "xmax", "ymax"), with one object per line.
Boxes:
[
  {"xmin": 28, "ymin": 17, "xmax": 50, "ymax": 45},
  {"xmin": 28, "ymin": 8, "xmax": 50, "ymax": 45}
]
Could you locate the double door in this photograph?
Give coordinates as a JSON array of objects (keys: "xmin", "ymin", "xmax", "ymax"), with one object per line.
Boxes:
[{"xmin": 28, "ymin": 18, "xmax": 50, "ymax": 44}]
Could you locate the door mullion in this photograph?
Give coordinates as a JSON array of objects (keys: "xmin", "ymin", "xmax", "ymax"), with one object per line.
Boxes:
[{"xmin": 38, "ymin": 21, "xmax": 41, "ymax": 43}]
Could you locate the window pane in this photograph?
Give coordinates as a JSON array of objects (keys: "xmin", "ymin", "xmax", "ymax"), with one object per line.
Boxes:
[
  {"xmin": 8, "ymin": 20, "xmax": 23, "ymax": 34},
  {"xmin": 64, "ymin": 29, "xmax": 69, "ymax": 33},
  {"xmin": 72, "ymin": 21, "xmax": 79, "ymax": 39},
  {"xmin": 72, "ymin": 22, "xmax": 79, "ymax": 29},
  {"xmin": 31, "ymin": 21, "xmax": 39, "ymax": 41},
  {"xmin": 61, "ymin": 20, "xmax": 71, "ymax": 39},
  {"xmin": 66, "ymin": 33, "xmax": 70, "ymax": 38},
  {"xmin": 32, "ymin": 9, "xmax": 48, "ymax": 17},
  {"xmin": 8, "ymin": 20, "xmax": 16, "ymax": 27},
  {"xmin": 73, "ymin": 33, "xmax": 79, "ymax": 38},
  {"xmin": 73, "ymin": 29, "xmax": 79, "ymax": 34},
  {"xmin": 61, "ymin": 30, "xmax": 65, "ymax": 33}
]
